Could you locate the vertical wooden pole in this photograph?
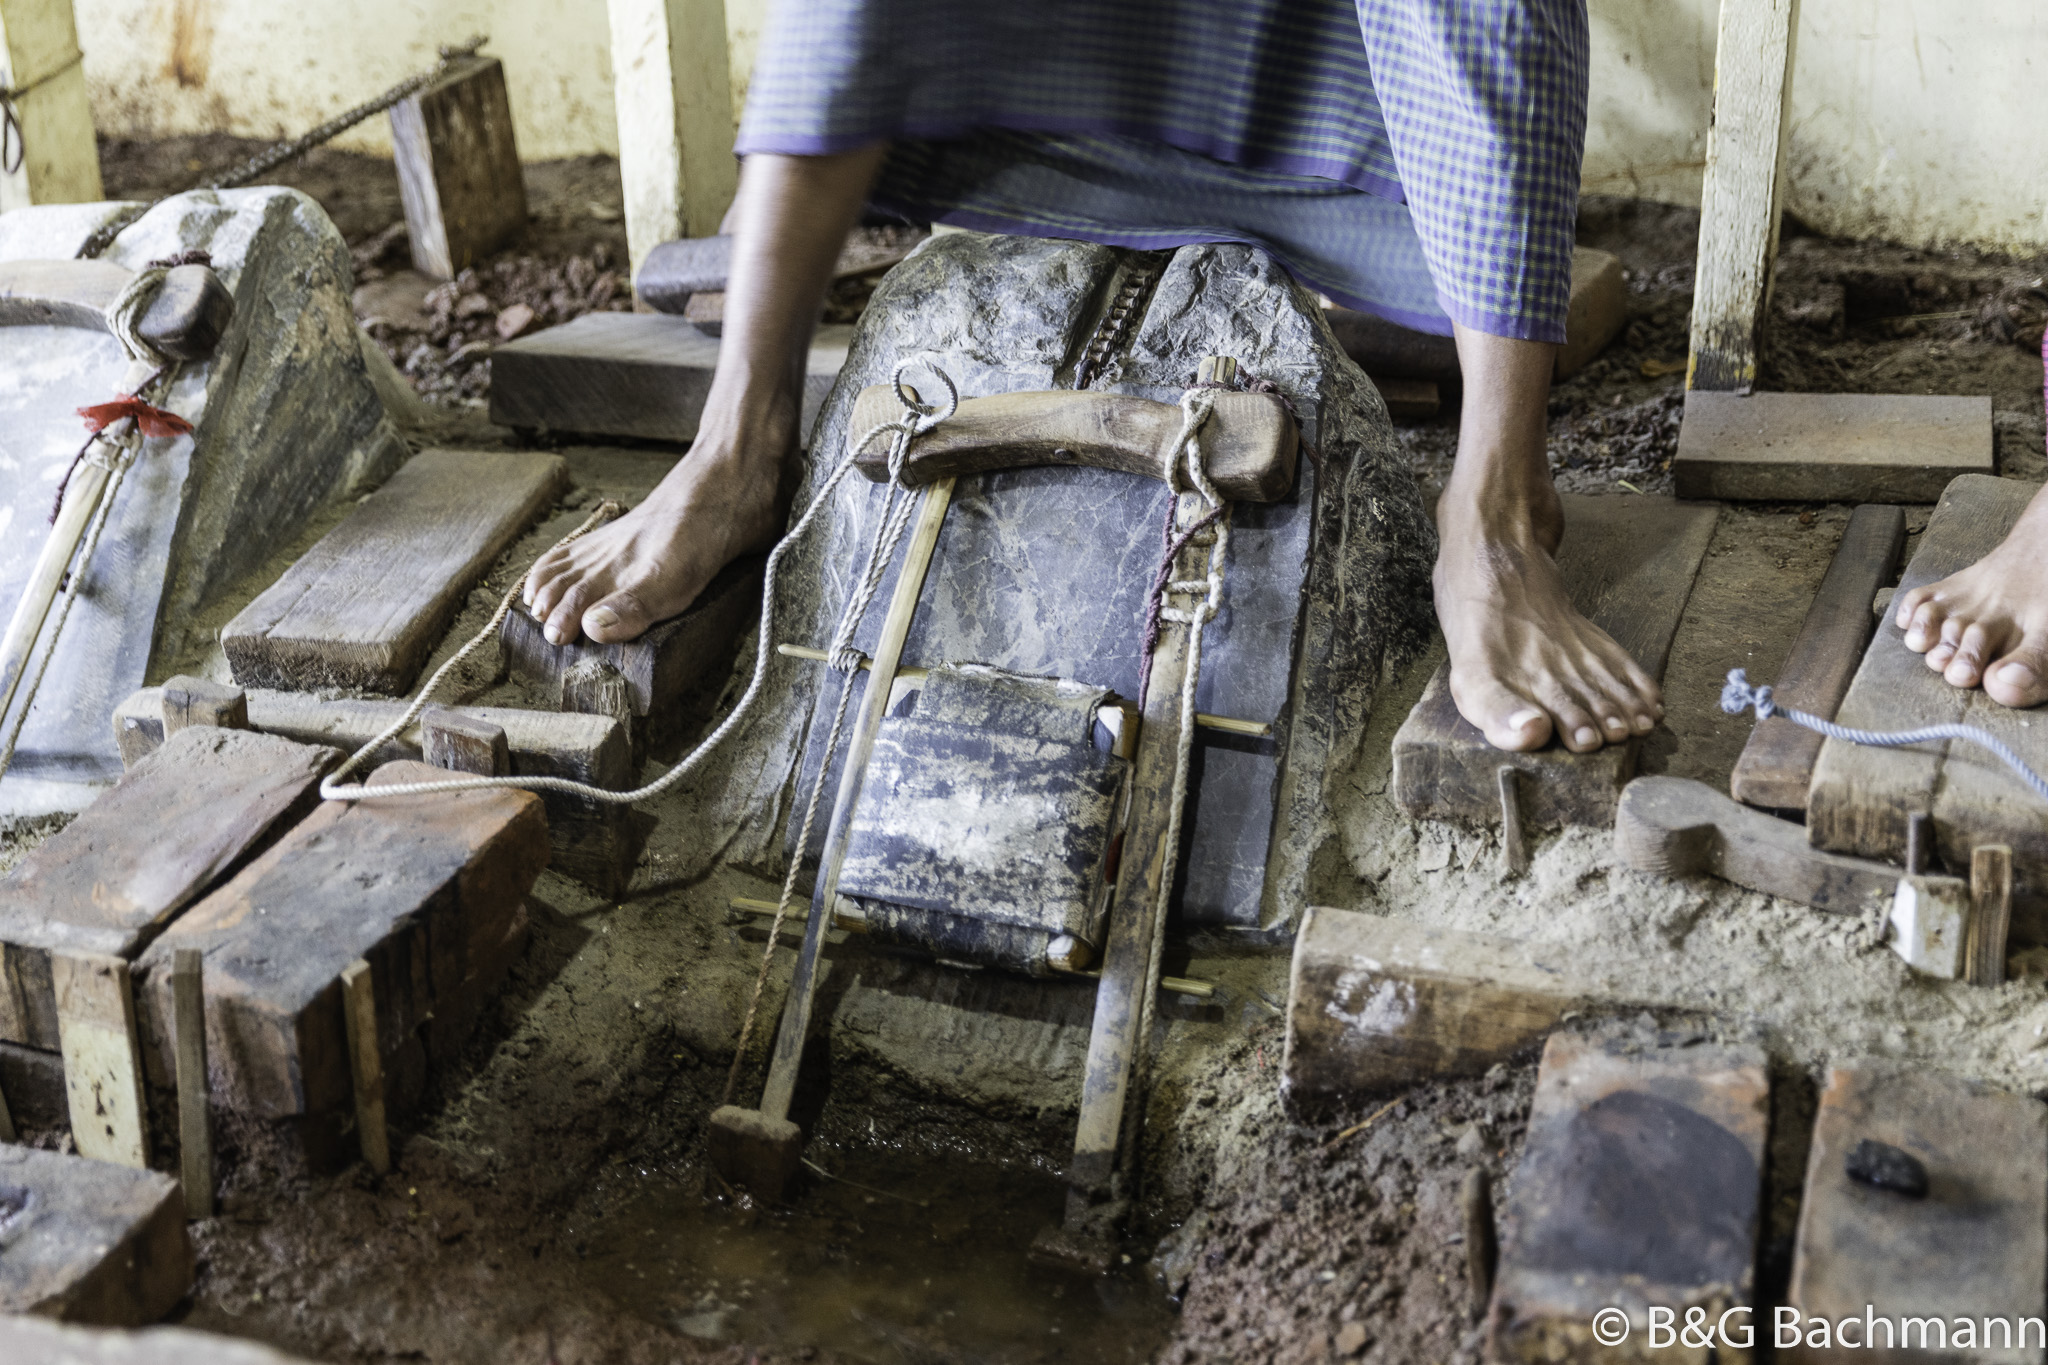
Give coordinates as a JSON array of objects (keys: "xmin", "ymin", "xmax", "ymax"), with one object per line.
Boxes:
[
  {"xmin": 1966, "ymin": 844, "xmax": 2013, "ymax": 988},
  {"xmin": 172, "ymin": 949, "xmax": 213, "ymax": 1218},
  {"xmin": 607, "ymin": 0, "xmax": 738, "ymax": 287},
  {"xmin": 1686, "ymin": 0, "xmax": 1800, "ymax": 394},
  {"xmin": 53, "ymin": 952, "xmax": 148, "ymax": 1168},
  {"xmin": 340, "ymin": 959, "xmax": 390, "ymax": 1175},
  {"xmin": 0, "ymin": 0, "xmax": 102, "ymax": 212}
]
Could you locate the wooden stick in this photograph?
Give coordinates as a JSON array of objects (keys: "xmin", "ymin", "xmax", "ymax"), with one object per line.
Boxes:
[
  {"xmin": 339, "ymin": 959, "xmax": 391, "ymax": 1174},
  {"xmin": 1967, "ymin": 844, "xmax": 2013, "ymax": 988},
  {"xmin": 53, "ymin": 951, "xmax": 149, "ymax": 1168},
  {"xmin": 1905, "ymin": 810, "xmax": 1934, "ymax": 876},
  {"xmin": 171, "ymin": 948, "xmax": 213, "ymax": 1218},
  {"xmin": 0, "ymin": 1070, "xmax": 15, "ymax": 1143},
  {"xmin": 1462, "ymin": 1167, "xmax": 1497, "ymax": 1322},
  {"xmin": 1497, "ymin": 766, "xmax": 1529, "ymax": 876}
]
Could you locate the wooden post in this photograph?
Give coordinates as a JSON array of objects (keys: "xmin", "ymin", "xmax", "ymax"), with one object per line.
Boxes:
[
  {"xmin": 607, "ymin": 0, "xmax": 738, "ymax": 286},
  {"xmin": 171, "ymin": 948, "xmax": 213, "ymax": 1218},
  {"xmin": 53, "ymin": 951, "xmax": 148, "ymax": 1168},
  {"xmin": 1686, "ymin": 0, "xmax": 1800, "ymax": 393},
  {"xmin": 0, "ymin": 0, "xmax": 102, "ymax": 212},
  {"xmin": 340, "ymin": 959, "xmax": 390, "ymax": 1175},
  {"xmin": 1967, "ymin": 844, "xmax": 2013, "ymax": 988},
  {"xmin": 389, "ymin": 56, "xmax": 529, "ymax": 281}
]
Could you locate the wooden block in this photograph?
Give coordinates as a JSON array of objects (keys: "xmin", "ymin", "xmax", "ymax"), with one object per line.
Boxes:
[
  {"xmin": 1618, "ymin": 775, "xmax": 1957, "ymax": 917},
  {"xmin": 158, "ymin": 675, "xmax": 247, "ymax": 735},
  {"xmin": 388, "ymin": 56, "xmax": 528, "ymax": 281},
  {"xmin": 1323, "ymin": 306, "xmax": 1461, "ymax": 384},
  {"xmin": 1392, "ymin": 496, "xmax": 1720, "ymax": 828},
  {"xmin": 0, "ymin": 1144, "xmax": 191, "ymax": 1325},
  {"xmin": 1809, "ymin": 476, "xmax": 2048, "ymax": 941},
  {"xmin": 0, "ymin": 1038, "xmax": 65, "ymax": 1129},
  {"xmin": 1784, "ymin": 1066, "xmax": 2048, "ymax": 1363},
  {"xmin": 1282, "ymin": 907, "xmax": 1594, "ymax": 1107},
  {"xmin": 634, "ymin": 234, "xmax": 733, "ymax": 312},
  {"xmin": 222, "ymin": 449, "xmax": 568, "ymax": 693},
  {"xmin": 1968, "ymin": 844, "xmax": 2014, "ymax": 988},
  {"xmin": 0, "ymin": 0, "xmax": 102, "ymax": 213},
  {"xmin": 170, "ymin": 949, "xmax": 211, "ymax": 1219},
  {"xmin": 421, "ymin": 706, "xmax": 509, "ymax": 776},
  {"xmin": 110, "ymin": 692, "xmax": 162, "ymax": 769},
  {"xmin": 54, "ymin": 952, "xmax": 148, "ymax": 1169},
  {"xmin": 1555, "ymin": 247, "xmax": 1628, "ymax": 380},
  {"xmin": 488, "ymin": 313, "xmax": 851, "ymax": 444},
  {"xmin": 134, "ymin": 761, "xmax": 546, "ymax": 1123},
  {"xmin": 1675, "ymin": 392, "xmax": 1994, "ymax": 502},
  {"xmin": 339, "ymin": 959, "xmax": 389, "ymax": 1175},
  {"xmin": 1370, "ymin": 375, "xmax": 1440, "ymax": 420},
  {"xmin": 607, "ymin": 0, "xmax": 737, "ymax": 280},
  {"xmin": 500, "ymin": 554, "xmax": 764, "ymax": 746},
  {"xmin": 682, "ymin": 289, "xmax": 725, "ymax": 335},
  {"xmin": 1487, "ymin": 1032, "xmax": 1769, "ymax": 1363},
  {"xmin": 1730, "ymin": 505, "xmax": 1907, "ymax": 810},
  {"xmin": 0, "ymin": 1318, "xmax": 324, "ymax": 1364},
  {"xmin": 1687, "ymin": 0, "xmax": 1799, "ymax": 393},
  {"xmin": 0, "ymin": 727, "xmax": 339, "ymax": 1049}
]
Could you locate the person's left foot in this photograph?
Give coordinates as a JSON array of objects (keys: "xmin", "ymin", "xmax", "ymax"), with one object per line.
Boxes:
[{"xmin": 1892, "ymin": 494, "xmax": 2048, "ymax": 707}]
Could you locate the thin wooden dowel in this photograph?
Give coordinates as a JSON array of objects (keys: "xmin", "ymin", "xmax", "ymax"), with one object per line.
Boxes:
[
  {"xmin": 340, "ymin": 959, "xmax": 390, "ymax": 1175},
  {"xmin": 172, "ymin": 948, "xmax": 213, "ymax": 1217}
]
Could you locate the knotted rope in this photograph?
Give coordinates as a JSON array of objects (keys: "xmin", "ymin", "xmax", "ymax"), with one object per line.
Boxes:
[{"xmin": 1720, "ymin": 668, "xmax": 2048, "ymax": 802}]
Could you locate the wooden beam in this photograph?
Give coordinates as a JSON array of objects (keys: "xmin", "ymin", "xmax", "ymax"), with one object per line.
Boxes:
[
  {"xmin": 170, "ymin": 949, "xmax": 212, "ymax": 1219},
  {"xmin": 0, "ymin": 1145, "xmax": 193, "ymax": 1324},
  {"xmin": 1968, "ymin": 844, "xmax": 2013, "ymax": 988},
  {"xmin": 1675, "ymin": 393, "xmax": 1993, "ymax": 502},
  {"xmin": 53, "ymin": 952, "xmax": 149, "ymax": 1169},
  {"xmin": 339, "ymin": 959, "xmax": 389, "ymax": 1175},
  {"xmin": 388, "ymin": 56, "xmax": 528, "ymax": 282},
  {"xmin": 0, "ymin": 0, "xmax": 101, "ymax": 212},
  {"xmin": 1687, "ymin": 0, "xmax": 1801, "ymax": 393},
  {"xmin": 608, "ymin": 0, "xmax": 738, "ymax": 285}
]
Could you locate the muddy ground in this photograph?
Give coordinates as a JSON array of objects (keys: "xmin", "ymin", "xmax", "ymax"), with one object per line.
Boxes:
[{"xmin": 6, "ymin": 143, "xmax": 2037, "ymax": 1363}]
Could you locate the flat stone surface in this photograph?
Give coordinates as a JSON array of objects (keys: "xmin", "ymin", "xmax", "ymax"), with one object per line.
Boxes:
[{"xmin": 0, "ymin": 1144, "xmax": 191, "ymax": 1326}]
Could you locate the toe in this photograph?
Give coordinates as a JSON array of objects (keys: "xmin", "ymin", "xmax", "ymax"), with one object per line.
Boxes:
[
  {"xmin": 1451, "ymin": 672, "xmax": 1553, "ymax": 752},
  {"xmin": 524, "ymin": 545, "xmax": 567, "ymax": 609},
  {"xmin": 1537, "ymin": 686, "xmax": 1604, "ymax": 754},
  {"xmin": 544, "ymin": 583, "xmax": 595, "ymax": 646},
  {"xmin": 1894, "ymin": 583, "xmax": 1935, "ymax": 632},
  {"xmin": 1902, "ymin": 598, "xmax": 1947, "ymax": 653},
  {"xmin": 1943, "ymin": 621, "xmax": 1994, "ymax": 689},
  {"xmin": 584, "ymin": 589, "xmax": 654, "ymax": 644},
  {"xmin": 1987, "ymin": 638, "xmax": 2048, "ymax": 708}
]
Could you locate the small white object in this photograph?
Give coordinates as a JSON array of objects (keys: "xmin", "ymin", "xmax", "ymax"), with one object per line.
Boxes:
[{"xmin": 1888, "ymin": 875, "xmax": 1969, "ymax": 978}]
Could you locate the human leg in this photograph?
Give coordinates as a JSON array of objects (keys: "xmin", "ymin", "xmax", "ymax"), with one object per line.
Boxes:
[{"xmin": 524, "ymin": 145, "xmax": 887, "ymax": 645}]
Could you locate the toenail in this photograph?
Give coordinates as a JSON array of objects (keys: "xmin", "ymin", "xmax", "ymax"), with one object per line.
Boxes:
[
  {"xmin": 1573, "ymin": 726, "xmax": 1598, "ymax": 747},
  {"xmin": 1634, "ymin": 714, "xmax": 1654, "ymax": 732},
  {"xmin": 587, "ymin": 605, "xmax": 619, "ymax": 631},
  {"xmin": 1603, "ymin": 715, "xmax": 1626, "ymax": 731},
  {"xmin": 1507, "ymin": 708, "xmax": 1543, "ymax": 731},
  {"xmin": 543, "ymin": 624, "xmax": 565, "ymax": 645},
  {"xmin": 2003, "ymin": 661, "xmax": 2038, "ymax": 684}
]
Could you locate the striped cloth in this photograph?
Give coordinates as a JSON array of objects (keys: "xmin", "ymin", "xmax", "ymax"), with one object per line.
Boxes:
[{"xmin": 736, "ymin": 0, "xmax": 1589, "ymax": 342}]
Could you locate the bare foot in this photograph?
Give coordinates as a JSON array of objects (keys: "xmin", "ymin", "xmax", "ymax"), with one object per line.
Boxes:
[
  {"xmin": 1892, "ymin": 489, "xmax": 2048, "ymax": 708},
  {"xmin": 1434, "ymin": 478, "xmax": 1664, "ymax": 753},
  {"xmin": 523, "ymin": 432, "xmax": 787, "ymax": 646}
]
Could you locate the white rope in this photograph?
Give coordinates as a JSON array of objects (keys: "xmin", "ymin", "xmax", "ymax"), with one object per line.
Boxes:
[
  {"xmin": 321, "ymin": 355, "xmax": 960, "ymax": 807},
  {"xmin": 104, "ymin": 267, "xmax": 172, "ymax": 366}
]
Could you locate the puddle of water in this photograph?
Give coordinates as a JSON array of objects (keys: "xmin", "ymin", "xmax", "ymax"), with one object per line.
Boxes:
[{"xmin": 571, "ymin": 1150, "xmax": 1177, "ymax": 1363}]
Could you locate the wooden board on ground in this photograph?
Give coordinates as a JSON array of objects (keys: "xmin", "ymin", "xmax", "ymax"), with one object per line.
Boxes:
[
  {"xmin": 223, "ymin": 449, "xmax": 567, "ymax": 693},
  {"xmin": 1808, "ymin": 476, "xmax": 2048, "ymax": 942},
  {"xmin": 133, "ymin": 761, "xmax": 546, "ymax": 1136},
  {"xmin": 1674, "ymin": 392, "xmax": 1994, "ymax": 502},
  {"xmin": 1730, "ymin": 504, "xmax": 1906, "ymax": 809},
  {"xmin": 1785, "ymin": 1066, "xmax": 2047, "ymax": 1364},
  {"xmin": 1392, "ymin": 495, "xmax": 1720, "ymax": 828},
  {"xmin": 1282, "ymin": 907, "xmax": 1601, "ymax": 1111},
  {"xmin": 0, "ymin": 1144, "xmax": 191, "ymax": 1325},
  {"xmin": 0, "ymin": 727, "xmax": 339, "ymax": 1050},
  {"xmin": 1486, "ymin": 1032, "xmax": 1769, "ymax": 1362},
  {"xmin": 500, "ymin": 554, "xmax": 764, "ymax": 746},
  {"xmin": 488, "ymin": 313, "xmax": 852, "ymax": 444},
  {"xmin": 389, "ymin": 56, "xmax": 528, "ymax": 281}
]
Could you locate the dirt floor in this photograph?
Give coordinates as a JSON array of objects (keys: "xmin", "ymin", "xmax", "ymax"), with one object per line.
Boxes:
[{"xmin": 4, "ymin": 142, "xmax": 2036, "ymax": 1363}]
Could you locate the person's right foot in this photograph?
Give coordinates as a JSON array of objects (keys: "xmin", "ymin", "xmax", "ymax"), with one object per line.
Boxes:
[{"xmin": 1893, "ymin": 485, "xmax": 2048, "ymax": 708}]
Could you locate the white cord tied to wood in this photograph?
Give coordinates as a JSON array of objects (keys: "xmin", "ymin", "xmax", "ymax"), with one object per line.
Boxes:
[
  {"xmin": 105, "ymin": 267, "xmax": 172, "ymax": 367},
  {"xmin": 1721, "ymin": 668, "xmax": 2048, "ymax": 803}
]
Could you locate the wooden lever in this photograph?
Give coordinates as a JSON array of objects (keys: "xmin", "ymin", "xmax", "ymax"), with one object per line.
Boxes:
[
  {"xmin": 849, "ymin": 384, "xmax": 1299, "ymax": 503},
  {"xmin": 0, "ymin": 259, "xmax": 236, "ymax": 361}
]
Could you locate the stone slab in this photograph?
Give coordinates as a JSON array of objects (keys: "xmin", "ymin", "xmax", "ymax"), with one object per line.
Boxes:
[
  {"xmin": 1674, "ymin": 391, "xmax": 1994, "ymax": 503},
  {"xmin": 0, "ymin": 1318, "xmax": 320, "ymax": 1364},
  {"xmin": 0, "ymin": 1144, "xmax": 191, "ymax": 1325}
]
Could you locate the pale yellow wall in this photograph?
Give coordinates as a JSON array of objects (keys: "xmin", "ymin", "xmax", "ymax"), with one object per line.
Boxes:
[{"xmin": 63, "ymin": 0, "xmax": 2048, "ymax": 251}]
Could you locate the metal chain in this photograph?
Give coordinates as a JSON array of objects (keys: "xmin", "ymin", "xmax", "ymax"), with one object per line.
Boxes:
[{"xmin": 1073, "ymin": 255, "xmax": 1168, "ymax": 389}]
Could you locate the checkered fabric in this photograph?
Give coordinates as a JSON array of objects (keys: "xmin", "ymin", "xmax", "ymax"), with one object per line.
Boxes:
[{"xmin": 736, "ymin": 0, "xmax": 1588, "ymax": 342}]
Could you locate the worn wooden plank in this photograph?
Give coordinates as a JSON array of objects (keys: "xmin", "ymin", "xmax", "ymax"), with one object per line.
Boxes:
[
  {"xmin": 1809, "ymin": 476, "xmax": 2048, "ymax": 941},
  {"xmin": 488, "ymin": 313, "xmax": 851, "ymax": 444},
  {"xmin": 0, "ymin": 0, "xmax": 102, "ymax": 212},
  {"xmin": 1730, "ymin": 505, "xmax": 1907, "ymax": 809},
  {"xmin": 0, "ymin": 1037, "xmax": 63, "ymax": 1127},
  {"xmin": 1785, "ymin": 1066, "xmax": 2048, "ymax": 1363},
  {"xmin": 54, "ymin": 952, "xmax": 149, "ymax": 1169},
  {"xmin": 339, "ymin": 959, "xmax": 390, "ymax": 1175},
  {"xmin": 1487, "ymin": 1033, "xmax": 1769, "ymax": 1362},
  {"xmin": 134, "ymin": 761, "xmax": 547, "ymax": 1126},
  {"xmin": 1371, "ymin": 376, "xmax": 1440, "ymax": 421},
  {"xmin": 0, "ymin": 727, "xmax": 339, "ymax": 1049},
  {"xmin": 1687, "ymin": 0, "xmax": 1800, "ymax": 393},
  {"xmin": 1969, "ymin": 844, "xmax": 2014, "ymax": 988},
  {"xmin": 0, "ymin": 1144, "xmax": 191, "ymax": 1325},
  {"xmin": 1282, "ymin": 908, "xmax": 1595, "ymax": 1110},
  {"xmin": 1676, "ymin": 393, "xmax": 1994, "ymax": 502},
  {"xmin": 388, "ymin": 56, "xmax": 527, "ymax": 281},
  {"xmin": 607, "ymin": 0, "xmax": 737, "ymax": 284},
  {"xmin": 223, "ymin": 449, "xmax": 567, "ymax": 693},
  {"xmin": 1392, "ymin": 495, "xmax": 1720, "ymax": 828},
  {"xmin": 170, "ymin": 949, "xmax": 211, "ymax": 1219}
]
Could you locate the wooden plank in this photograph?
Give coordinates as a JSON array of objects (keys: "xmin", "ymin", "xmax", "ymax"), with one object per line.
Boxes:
[
  {"xmin": 499, "ymin": 554, "xmax": 763, "ymax": 747},
  {"xmin": 53, "ymin": 952, "xmax": 149, "ymax": 1169},
  {"xmin": 1554, "ymin": 247, "xmax": 1628, "ymax": 380},
  {"xmin": 421, "ymin": 706, "xmax": 509, "ymax": 776},
  {"xmin": 1687, "ymin": 0, "xmax": 1800, "ymax": 393},
  {"xmin": 159, "ymin": 675, "xmax": 248, "ymax": 735},
  {"xmin": 134, "ymin": 761, "xmax": 547, "ymax": 1125},
  {"xmin": 1282, "ymin": 908, "xmax": 1595, "ymax": 1109},
  {"xmin": 607, "ymin": 0, "xmax": 737, "ymax": 285},
  {"xmin": 1730, "ymin": 504, "xmax": 1907, "ymax": 809},
  {"xmin": 488, "ymin": 313, "xmax": 851, "ymax": 445},
  {"xmin": 1486, "ymin": 1033, "xmax": 1769, "ymax": 1362},
  {"xmin": 388, "ymin": 56, "xmax": 528, "ymax": 281},
  {"xmin": 0, "ymin": 1037, "xmax": 64, "ymax": 1128},
  {"xmin": 1785, "ymin": 1067, "xmax": 2048, "ymax": 1363},
  {"xmin": 170, "ymin": 949, "xmax": 211, "ymax": 1219},
  {"xmin": 1969, "ymin": 844, "xmax": 2014, "ymax": 988},
  {"xmin": 0, "ymin": 1058, "xmax": 12, "ymax": 1140},
  {"xmin": 0, "ymin": 1144, "xmax": 191, "ymax": 1325},
  {"xmin": 1809, "ymin": 476, "xmax": 2048, "ymax": 941},
  {"xmin": 222, "ymin": 449, "xmax": 568, "ymax": 693},
  {"xmin": 1675, "ymin": 393, "xmax": 1994, "ymax": 502},
  {"xmin": 1392, "ymin": 495, "xmax": 1720, "ymax": 828},
  {"xmin": 0, "ymin": 0, "xmax": 102, "ymax": 212},
  {"xmin": 1371, "ymin": 376, "xmax": 1440, "ymax": 421},
  {"xmin": 636, "ymin": 232, "xmax": 923, "ymax": 316},
  {"xmin": 339, "ymin": 959, "xmax": 390, "ymax": 1175},
  {"xmin": 1619, "ymin": 775, "xmax": 1964, "ymax": 919},
  {"xmin": 0, "ymin": 727, "xmax": 339, "ymax": 1049}
]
